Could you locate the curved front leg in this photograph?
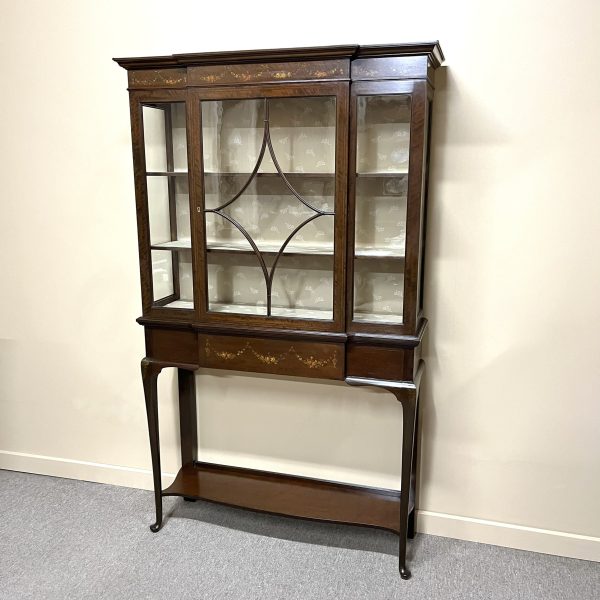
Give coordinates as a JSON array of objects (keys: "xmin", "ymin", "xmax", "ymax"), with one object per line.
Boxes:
[
  {"xmin": 346, "ymin": 361, "xmax": 424, "ymax": 580},
  {"xmin": 141, "ymin": 358, "xmax": 165, "ymax": 533},
  {"xmin": 395, "ymin": 387, "xmax": 418, "ymax": 579}
]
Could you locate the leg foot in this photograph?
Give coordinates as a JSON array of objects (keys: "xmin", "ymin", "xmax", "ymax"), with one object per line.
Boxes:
[
  {"xmin": 183, "ymin": 497, "xmax": 197, "ymax": 502},
  {"xmin": 400, "ymin": 567, "xmax": 412, "ymax": 580},
  {"xmin": 150, "ymin": 522, "xmax": 162, "ymax": 533}
]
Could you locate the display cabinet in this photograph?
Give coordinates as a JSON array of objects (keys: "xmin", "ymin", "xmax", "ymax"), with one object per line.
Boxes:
[{"xmin": 115, "ymin": 42, "xmax": 443, "ymax": 579}]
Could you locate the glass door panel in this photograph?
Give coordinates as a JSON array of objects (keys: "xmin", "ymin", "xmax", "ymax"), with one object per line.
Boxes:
[
  {"xmin": 201, "ymin": 96, "xmax": 336, "ymax": 320},
  {"xmin": 353, "ymin": 95, "xmax": 410, "ymax": 324},
  {"xmin": 142, "ymin": 102, "xmax": 193, "ymax": 309}
]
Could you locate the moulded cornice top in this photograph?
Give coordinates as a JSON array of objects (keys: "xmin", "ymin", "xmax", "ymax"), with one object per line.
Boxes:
[
  {"xmin": 356, "ymin": 42, "xmax": 444, "ymax": 68},
  {"xmin": 113, "ymin": 42, "xmax": 444, "ymax": 70}
]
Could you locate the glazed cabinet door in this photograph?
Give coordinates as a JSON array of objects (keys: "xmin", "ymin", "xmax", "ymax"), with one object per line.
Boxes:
[
  {"xmin": 348, "ymin": 80, "xmax": 429, "ymax": 335},
  {"xmin": 190, "ymin": 83, "xmax": 349, "ymax": 332},
  {"xmin": 129, "ymin": 90, "xmax": 196, "ymax": 319}
]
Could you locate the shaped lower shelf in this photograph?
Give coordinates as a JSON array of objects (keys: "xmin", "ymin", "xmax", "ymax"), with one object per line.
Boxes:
[{"xmin": 163, "ymin": 462, "xmax": 408, "ymax": 534}]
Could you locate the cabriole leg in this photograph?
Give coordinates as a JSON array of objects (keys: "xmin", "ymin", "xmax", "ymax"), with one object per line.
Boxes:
[
  {"xmin": 396, "ymin": 389, "xmax": 418, "ymax": 579},
  {"xmin": 343, "ymin": 363, "xmax": 425, "ymax": 579},
  {"xmin": 141, "ymin": 358, "xmax": 164, "ymax": 533},
  {"xmin": 407, "ymin": 397, "xmax": 420, "ymax": 540}
]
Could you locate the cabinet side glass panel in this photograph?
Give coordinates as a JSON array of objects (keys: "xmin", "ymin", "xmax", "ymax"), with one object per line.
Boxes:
[
  {"xmin": 353, "ymin": 95, "xmax": 410, "ymax": 324},
  {"xmin": 201, "ymin": 96, "xmax": 336, "ymax": 320},
  {"xmin": 142, "ymin": 103, "xmax": 193, "ymax": 309}
]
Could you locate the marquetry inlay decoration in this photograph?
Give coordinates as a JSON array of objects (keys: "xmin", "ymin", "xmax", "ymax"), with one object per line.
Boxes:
[{"xmin": 205, "ymin": 339, "xmax": 337, "ymax": 369}]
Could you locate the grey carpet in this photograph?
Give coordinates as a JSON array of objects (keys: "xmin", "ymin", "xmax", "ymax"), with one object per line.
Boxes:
[{"xmin": 0, "ymin": 470, "xmax": 598, "ymax": 600}]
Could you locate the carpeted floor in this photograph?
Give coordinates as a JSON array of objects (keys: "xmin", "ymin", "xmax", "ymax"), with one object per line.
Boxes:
[{"xmin": 0, "ymin": 470, "xmax": 598, "ymax": 600}]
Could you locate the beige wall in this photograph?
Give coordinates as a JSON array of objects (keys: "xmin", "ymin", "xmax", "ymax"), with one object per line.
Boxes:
[{"xmin": 1, "ymin": 0, "xmax": 599, "ymax": 561}]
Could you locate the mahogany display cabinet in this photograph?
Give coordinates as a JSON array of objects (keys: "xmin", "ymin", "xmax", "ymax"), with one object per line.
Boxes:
[{"xmin": 115, "ymin": 42, "xmax": 444, "ymax": 579}]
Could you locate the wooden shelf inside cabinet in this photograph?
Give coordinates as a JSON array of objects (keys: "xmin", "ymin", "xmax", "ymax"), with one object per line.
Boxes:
[
  {"xmin": 354, "ymin": 312, "xmax": 404, "ymax": 324},
  {"xmin": 118, "ymin": 41, "xmax": 444, "ymax": 580},
  {"xmin": 162, "ymin": 300, "xmax": 194, "ymax": 309},
  {"xmin": 146, "ymin": 171, "xmax": 188, "ymax": 177},
  {"xmin": 151, "ymin": 239, "xmax": 405, "ymax": 259},
  {"xmin": 158, "ymin": 300, "xmax": 333, "ymax": 318},
  {"xmin": 355, "ymin": 249, "xmax": 405, "ymax": 259},
  {"xmin": 164, "ymin": 462, "xmax": 409, "ymax": 534},
  {"xmin": 356, "ymin": 171, "xmax": 408, "ymax": 178},
  {"xmin": 151, "ymin": 240, "xmax": 192, "ymax": 250},
  {"xmin": 203, "ymin": 172, "xmax": 336, "ymax": 178},
  {"xmin": 206, "ymin": 241, "xmax": 334, "ymax": 256},
  {"xmin": 209, "ymin": 303, "xmax": 332, "ymax": 320}
]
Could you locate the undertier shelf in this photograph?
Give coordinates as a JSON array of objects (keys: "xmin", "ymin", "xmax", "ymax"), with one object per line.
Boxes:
[{"xmin": 163, "ymin": 462, "xmax": 407, "ymax": 534}]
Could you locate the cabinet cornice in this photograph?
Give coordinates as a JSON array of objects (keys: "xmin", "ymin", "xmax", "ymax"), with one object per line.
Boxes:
[{"xmin": 114, "ymin": 42, "xmax": 444, "ymax": 71}]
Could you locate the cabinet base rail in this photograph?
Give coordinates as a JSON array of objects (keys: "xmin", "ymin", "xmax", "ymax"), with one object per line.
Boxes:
[{"xmin": 161, "ymin": 461, "xmax": 414, "ymax": 535}]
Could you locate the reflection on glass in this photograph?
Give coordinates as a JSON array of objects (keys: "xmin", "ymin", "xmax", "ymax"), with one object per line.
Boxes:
[
  {"xmin": 147, "ymin": 176, "xmax": 190, "ymax": 247},
  {"xmin": 355, "ymin": 177, "xmax": 407, "ymax": 257},
  {"xmin": 271, "ymin": 255, "xmax": 333, "ymax": 318},
  {"xmin": 176, "ymin": 250, "xmax": 194, "ymax": 308},
  {"xmin": 204, "ymin": 175, "xmax": 334, "ymax": 254},
  {"xmin": 151, "ymin": 250, "xmax": 174, "ymax": 300},
  {"xmin": 354, "ymin": 259, "xmax": 404, "ymax": 324},
  {"xmin": 147, "ymin": 176, "xmax": 170, "ymax": 245},
  {"xmin": 142, "ymin": 106, "xmax": 167, "ymax": 172},
  {"xmin": 143, "ymin": 102, "xmax": 193, "ymax": 309},
  {"xmin": 207, "ymin": 253, "xmax": 333, "ymax": 319},
  {"xmin": 356, "ymin": 95, "xmax": 411, "ymax": 174},
  {"xmin": 151, "ymin": 250, "xmax": 193, "ymax": 308},
  {"xmin": 207, "ymin": 253, "xmax": 267, "ymax": 316},
  {"xmin": 201, "ymin": 96, "xmax": 336, "ymax": 320},
  {"xmin": 353, "ymin": 94, "xmax": 410, "ymax": 325},
  {"xmin": 143, "ymin": 103, "xmax": 187, "ymax": 172}
]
